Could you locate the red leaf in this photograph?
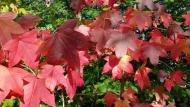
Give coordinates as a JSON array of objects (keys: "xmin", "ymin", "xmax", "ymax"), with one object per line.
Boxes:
[
  {"xmin": 21, "ymin": 77, "xmax": 55, "ymax": 107},
  {"xmin": 70, "ymin": 0, "xmax": 83, "ymax": 12},
  {"xmin": 171, "ymin": 71, "xmax": 184, "ymax": 85},
  {"xmin": 15, "ymin": 14, "xmax": 41, "ymax": 31},
  {"xmin": 164, "ymin": 71, "xmax": 184, "ymax": 92},
  {"xmin": 141, "ymin": 43, "xmax": 167, "ymax": 65},
  {"xmin": 125, "ymin": 10, "xmax": 152, "ymax": 31},
  {"xmin": 0, "ymin": 65, "xmax": 30, "ymax": 102},
  {"xmin": 103, "ymin": 55, "xmax": 120, "ymax": 73},
  {"xmin": 38, "ymin": 19, "xmax": 92, "ymax": 71},
  {"xmin": 134, "ymin": 63, "xmax": 151, "ymax": 89},
  {"xmin": 164, "ymin": 79, "xmax": 175, "ymax": 92},
  {"xmin": 89, "ymin": 28, "xmax": 110, "ymax": 53},
  {"xmin": 115, "ymin": 99, "xmax": 130, "ymax": 107},
  {"xmin": 103, "ymin": 55, "xmax": 123, "ymax": 79},
  {"xmin": 66, "ymin": 69, "xmax": 84, "ymax": 99},
  {"xmin": 3, "ymin": 30, "xmax": 40, "ymax": 69},
  {"xmin": 38, "ymin": 65, "xmax": 67, "ymax": 92},
  {"xmin": 89, "ymin": 10, "xmax": 122, "ymax": 29},
  {"xmin": 183, "ymin": 11, "xmax": 190, "ymax": 26},
  {"xmin": 136, "ymin": 0, "xmax": 154, "ymax": 10},
  {"xmin": 118, "ymin": 55, "xmax": 133, "ymax": 74},
  {"xmin": 103, "ymin": 55, "xmax": 133, "ymax": 79},
  {"xmin": 105, "ymin": 30, "xmax": 137, "ymax": 57},
  {"xmin": 160, "ymin": 13, "xmax": 173, "ymax": 28},
  {"xmin": 0, "ymin": 12, "xmax": 24, "ymax": 44},
  {"xmin": 104, "ymin": 92, "xmax": 118, "ymax": 107},
  {"xmin": 122, "ymin": 88, "xmax": 138, "ymax": 104}
]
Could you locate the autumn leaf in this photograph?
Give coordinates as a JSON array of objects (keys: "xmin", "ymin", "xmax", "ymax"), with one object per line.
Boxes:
[
  {"xmin": 3, "ymin": 30, "xmax": 40, "ymax": 69},
  {"xmin": 164, "ymin": 71, "xmax": 184, "ymax": 92},
  {"xmin": 105, "ymin": 30, "xmax": 137, "ymax": 57},
  {"xmin": 21, "ymin": 76, "xmax": 55, "ymax": 107},
  {"xmin": 134, "ymin": 63, "xmax": 152, "ymax": 89},
  {"xmin": 164, "ymin": 79, "xmax": 175, "ymax": 92},
  {"xmin": 104, "ymin": 92, "xmax": 118, "ymax": 107},
  {"xmin": 38, "ymin": 19, "xmax": 92, "ymax": 71},
  {"xmin": 89, "ymin": 10, "xmax": 122, "ymax": 29},
  {"xmin": 170, "ymin": 71, "xmax": 184, "ymax": 85},
  {"xmin": 125, "ymin": 9, "xmax": 152, "ymax": 31},
  {"xmin": 70, "ymin": 0, "xmax": 83, "ymax": 12},
  {"xmin": 0, "ymin": 12, "xmax": 24, "ymax": 44},
  {"xmin": 122, "ymin": 88, "xmax": 138, "ymax": 104},
  {"xmin": 118, "ymin": 55, "xmax": 133, "ymax": 74},
  {"xmin": 160, "ymin": 13, "xmax": 173, "ymax": 28},
  {"xmin": 115, "ymin": 99, "xmax": 130, "ymax": 107},
  {"xmin": 38, "ymin": 64, "xmax": 67, "ymax": 92},
  {"xmin": 141, "ymin": 43, "xmax": 167, "ymax": 65},
  {"xmin": 136, "ymin": 0, "xmax": 154, "ymax": 10},
  {"xmin": 89, "ymin": 28, "xmax": 110, "ymax": 52},
  {"xmin": 15, "ymin": 14, "xmax": 41, "ymax": 31},
  {"xmin": 183, "ymin": 11, "xmax": 190, "ymax": 26},
  {"xmin": 0, "ymin": 65, "xmax": 30, "ymax": 102},
  {"xmin": 66, "ymin": 69, "xmax": 84, "ymax": 99}
]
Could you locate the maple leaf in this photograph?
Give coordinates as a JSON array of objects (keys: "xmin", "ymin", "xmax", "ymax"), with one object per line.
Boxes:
[
  {"xmin": 103, "ymin": 55, "xmax": 121, "ymax": 79},
  {"xmin": 118, "ymin": 55, "xmax": 134, "ymax": 74},
  {"xmin": 149, "ymin": 29, "xmax": 164, "ymax": 44},
  {"xmin": 136, "ymin": 0, "xmax": 154, "ymax": 10},
  {"xmin": 75, "ymin": 25, "xmax": 90, "ymax": 36},
  {"xmin": 21, "ymin": 76, "xmax": 55, "ymax": 107},
  {"xmin": 89, "ymin": 28, "xmax": 110, "ymax": 53},
  {"xmin": 134, "ymin": 63, "xmax": 152, "ymax": 89},
  {"xmin": 103, "ymin": 55, "xmax": 133, "ymax": 79},
  {"xmin": 85, "ymin": 0, "xmax": 117, "ymax": 6},
  {"xmin": 160, "ymin": 13, "xmax": 173, "ymax": 28},
  {"xmin": 141, "ymin": 43, "xmax": 167, "ymax": 65},
  {"xmin": 164, "ymin": 79, "xmax": 174, "ymax": 92},
  {"xmin": 38, "ymin": 19, "xmax": 92, "ymax": 71},
  {"xmin": 89, "ymin": 10, "xmax": 122, "ymax": 29},
  {"xmin": 66, "ymin": 69, "xmax": 84, "ymax": 99},
  {"xmin": 170, "ymin": 70, "xmax": 184, "ymax": 85},
  {"xmin": 122, "ymin": 88, "xmax": 138, "ymax": 104},
  {"xmin": 125, "ymin": 9, "xmax": 152, "ymax": 31},
  {"xmin": 0, "ymin": 65, "xmax": 30, "ymax": 102},
  {"xmin": 164, "ymin": 71, "xmax": 184, "ymax": 92},
  {"xmin": 183, "ymin": 11, "xmax": 190, "ymax": 26},
  {"xmin": 152, "ymin": 86, "xmax": 170, "ymax": 106},
  {"xmin": 168, "ymin": 22, "xmax": 190, "ymax": 38},
  {"xmin": 3, "ymin": 30, "xmax": 40, "ymax": 69},
  {"xmin": 15, "ymin": 14, "xmax": 41, "ymax": 31},
  {"xmin": 115, "ymin": 99, "xmax": 130, "ymax": 107},
  {"xmin": 0, "ymin": 12, "xmax": 24, "ymax": 44},
  {"xmin": 38, "ymin": 64, "xmax": 67, "ymax": 92},
  {"xmin": 105, "ymin": 30, "xmax": 137, "ymax": 57},
  {"xmin": 70, "ymin": 0, "xmax": 83, "ymax": 12},
  {"xmin": 39, "ymin": 64, "xmax": 85, "ymax": 100},
  {"xmin": 104, "ymin": 92, "xmax": 118, "ymax": 107}
]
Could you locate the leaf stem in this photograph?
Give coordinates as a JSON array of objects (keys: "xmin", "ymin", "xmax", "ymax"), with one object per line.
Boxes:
[
  {"xmin": 120, "ymin": 73, "xmax": 127, "ymax": 99},
  {"xmin": 21, "ymin": 64, "xmax": 37, "ymax": 76}
]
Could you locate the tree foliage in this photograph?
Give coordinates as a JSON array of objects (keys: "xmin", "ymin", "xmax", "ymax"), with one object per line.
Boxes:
[{"xmin": 0, "ymin": 0, "xmax": 190, "ymax": 107}]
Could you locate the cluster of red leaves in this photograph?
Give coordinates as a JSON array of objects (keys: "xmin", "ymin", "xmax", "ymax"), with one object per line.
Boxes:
[
  {"xmin": 0, "ymin": 0, "xmax": 190, "ymax": 107},
  {"xmin": 0, "ymin": 12, "xmax": 91, "ymax": 107}
]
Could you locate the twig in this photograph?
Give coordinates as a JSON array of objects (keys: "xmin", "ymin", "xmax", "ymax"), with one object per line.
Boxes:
[
  {"xmin": 61, "ymin": 92, "xmax": 65, "ymax": 107},
  {"xmin": 159, "ymin": 60, "xmax": 174, "ymax": 71},
  {"xmin": 120, "ymin": 73, "xmax": 127, "ymax": 99}
]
